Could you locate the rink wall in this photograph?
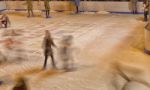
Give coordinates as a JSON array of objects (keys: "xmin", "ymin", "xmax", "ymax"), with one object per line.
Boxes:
[
  {"xmin": 5, "ymin": 1, "xmax": 144, "ymax": 13},
  {"xmin": 0, "ymin": 1, "xmax": 6, "ymax": 11}
]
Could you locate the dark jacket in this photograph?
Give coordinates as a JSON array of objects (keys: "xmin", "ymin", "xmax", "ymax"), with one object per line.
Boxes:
[
  {"xmin": 42, "ymin": 37, "xmax": 55, "ymax": 55},
  {"xmin": 27, "ymin": 0, "xmax": 33, "ymax": 10},
  {"xmin": 44, "ymin": 0, "xmax": 50, "ymax": 10},
  {"xmin": 73, "ymin": 0, "xmax": 80, "ymax": 7}
]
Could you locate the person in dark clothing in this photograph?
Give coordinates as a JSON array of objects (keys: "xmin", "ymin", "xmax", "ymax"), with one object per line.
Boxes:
[
  {"xmin": 26, "ymin": 0, "xmax": 34, "ymax": 17},
  {"xmin": 130, "ymin": 0, "xmax": 138, "ymax": 14},
  {"xmin": 44, "ymin": 0, "xmax": 50, "ymax": 18},
  {"xmin": 72, "ymin": 0, "xmax": 80, "ymax": 14},
  {"xmin": 143, "ymin": 0, "xmax": 149, "ymax": 21},
  {"xmin": 0, "ymin": 80, "xmax": 3, "ymax": 85},
  {"xmin": 0, "ymin": 14, "xmax": 11, "ymax": 28},
  {"xmin": 42, "ymin": 30, "xmax": 56, "ymax": 69}
]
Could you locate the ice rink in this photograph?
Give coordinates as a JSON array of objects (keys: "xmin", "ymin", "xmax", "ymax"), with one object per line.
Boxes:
[{"xmin": 0, "ymin": 12, "xmax": 149, "ymax": 90}]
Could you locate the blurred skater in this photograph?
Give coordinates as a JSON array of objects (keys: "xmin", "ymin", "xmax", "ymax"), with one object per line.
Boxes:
[
  {"xmin": 0, "ymin": 80, "xmax": 3, "ymax": 85},
  {"xmin": 44, "ymin": 0, "xmax": 50, "ymax": 18},
  {"xmin": 130, "ymin": 0, "xmax": 138, "ymax": 14},
  {"xmin": 26, "ymin": 0, "xmax": 34, "ymax": 17},
  {"xmin": 12, "ymin": 77, "xmax": 28, "ymax": 90},
  {"xmin": 59, "ymin": 35, "xmax": 74, "ymax": 71},
  {"xmin": 143, "ymin": 0, "xmax": 149, "ymax": 21},
  {"xmin": 74, "ymin": 0, "xmax": 80, "ymax": 14},
  {"xmin": 42, "ymin": 30, "xmax": 56, "ymax": 69},
  {"xmin": 0, "ymin": 51, "xmax": 7, "ymax": 63},
  {"xmin": 3, "ymin": 38, "xmax": 26, "ymax": 62},
  {"xmin": 0, "ymin": 14, "xmax": 11, "ymax": 28},
  {"xmin": 73, "ymin": 0, "xmax": 80, "ymax": 14}
]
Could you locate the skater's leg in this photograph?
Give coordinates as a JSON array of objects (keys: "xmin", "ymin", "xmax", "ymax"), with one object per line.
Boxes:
[
  {"xmin": 4, "ymin": 21, "xmax": 7, "ymax": 28},
  {"xmin": 70, "ymin": 58, "xmax": 74, "ymax": 69},
  {"xmin": 31, "ymin": 9, "xmax": 34, "ymax": 17},
  {"xmin": 50, "ymin": 53, "xmax": 56, "ymax": 68},
  {"xmin": 43, "ymin": 54, "xmax": 48, "ymax": 69},
  {"xmin": 63, "ymin": 59, "xmax": 69, "ymax": 71},
  {"xmin": 133, "ymin": 3, "xmax": 137, "ymax": 14},
  {"xmin": 144, "ymin": 11, "xmax": 148, "ymax": 21},
  {"xmin": 47, "ymin": 10, "xmax": 50, "ymax": 18},
  {"xmin": 27, "ymin": 9, "xmax": 30, "ymax": 17},
  {"xmin": 76, "ymin": 6, "xmax": 79, "ymax": 14},
  {"xmin": 46, "ymin": 10, "xmax": 48, "ymax": 18}
]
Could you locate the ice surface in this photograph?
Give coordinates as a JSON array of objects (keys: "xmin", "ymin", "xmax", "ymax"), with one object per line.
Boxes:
[{"xmin": 0, "ymin": 12, "xmax": 149, "ymax": 90}]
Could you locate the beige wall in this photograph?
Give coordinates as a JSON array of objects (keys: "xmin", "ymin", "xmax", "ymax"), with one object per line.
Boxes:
[
  {"xmin": 0, "ymin": 1, "xmax": 6, "ymax": 11},
  {"xmin": 80, "ymin": 1, "xmax": 143, "ymax": 12},
  {"xmin": 6, "ymin": 1, "xmax": 73, "ymax": 11},
  {"xmin": 5, "ymin": 1, "xmax": 144, "ymax": 12}
]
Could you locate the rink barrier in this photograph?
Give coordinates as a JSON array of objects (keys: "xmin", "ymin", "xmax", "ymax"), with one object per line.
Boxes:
[
  {"xmin": 0, "ymin": 9, "xmax": 6, "ymax": 12},
  {"xmin": 6, "ymin": 9, "xmax": 144, "ymax": 14},
  {"xmin": 4, "ymin": 1, "xmax": 144, "ymax": 13},
  {"xmin": 109, "ymin": 11, "xmax": 144, "ymax": 14}
]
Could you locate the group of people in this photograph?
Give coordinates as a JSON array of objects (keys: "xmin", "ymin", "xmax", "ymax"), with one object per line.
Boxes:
[
  {"xmin": 26, "ymin": 0, "xmax": 54, "ymax": 18},
  {"xmin": 0, "ymin": 29, "xmax": 74, "ymax": 90},
  {"xmin": 42, "ymin": 30, "xmax": 74, "ymax": 71},
  {"xmin": 26, "ymin": 0, "xmax": 80, "ymax": 18},
  {"xmin": 26, "ymin": 0, "xmax": 150, "ymax": 22},
  {"xmin": 27, "ymin": 0, "xmax": 54, "ymax": 18}
]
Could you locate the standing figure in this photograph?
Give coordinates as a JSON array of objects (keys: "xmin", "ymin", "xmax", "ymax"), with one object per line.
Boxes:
[
  {"xmin": 73, "ymin": 0, "xmax": 80, "ymax": 14},
  {"xmin": 44, "ymin": 0, "xmax": 50, "ymax": 18},
  {"xmin": 26, "ymin": 0, "xmax": 34, "ymax": 17},
  {"xmin": 130, "ymin": 0, "xmax": 138, "ymax": 14},
  {"xmin": 0, "ymin": 14, "xmax": 11, "ymax": 28},
  {"xmin": 59, "ymin": 35, "xmax": 74, "ymax": 71},
  {"xmin": 42, "ymin": 30, "xmax": 56, "ymax": 69},
  {"xmin": 143, "ymin": 0, "xmax": 149, "ymax": 21},
  {"xmin": 0, "ymin": 80, "xmax": 3, "ymax": 85}
]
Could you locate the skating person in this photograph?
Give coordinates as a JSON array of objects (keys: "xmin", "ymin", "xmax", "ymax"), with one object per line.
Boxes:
[
  {"xmin": 130, "ymin": 0, "xmax": 138, "ymax": 14},
  {"xmin": 143, "ymin": 0, "xmax": 149, "ymax": 21},
  {"xmin": 59, "ymin": 35, "xmax": 74, "ymax": 71},
  {"xmin": 44, "ymin": 0, "xmax": 50, "ymax": 18},
  {"xmin": 42, "ymin": 30, "xmax": 56, "ymax": 69},
  {"xmin": 0, "ymin": 14, "xmax": 11, "ymax": 28},
  {"xmin": 12, "ymin": 77, "xmax": 28, "ymax": 90},
  {"xmin": 0, "ymin": 80, "xmax": 3, "ymax": 85},
  {"xmin": 72, "ymin": 0, "xmax": 80, "ymax": 14},
  {"xmin": 26, "ymin": 0, "xmax": 34, "ymax": 17}
]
